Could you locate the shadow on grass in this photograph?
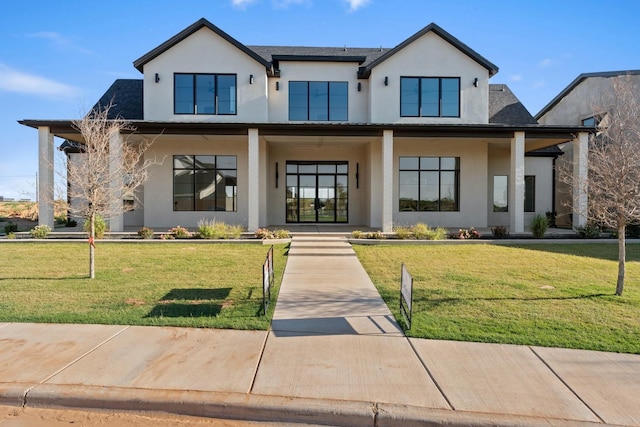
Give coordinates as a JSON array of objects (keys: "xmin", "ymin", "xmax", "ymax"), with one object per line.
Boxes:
[
  {"xmin": 415, "ymin": 293, "xmax": 613, "ymax": 308},
  {"xmin": 145, "ymin": 287, "xmax": 231, "ymax": 318}
]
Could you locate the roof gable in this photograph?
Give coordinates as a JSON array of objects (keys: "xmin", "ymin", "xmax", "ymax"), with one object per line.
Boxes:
[
  {"xmin": 534, "ymin": 69, "xmax": 640, "ymax": 120},
  {"xmin": 132, "ymin": 18, "xmax": 272, "ymax": 73},
  {"xmin": 358, "ymin": 23, "xmax": 498, "ymax": 78}
]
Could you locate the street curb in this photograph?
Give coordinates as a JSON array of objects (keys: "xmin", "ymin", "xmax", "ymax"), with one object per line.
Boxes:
[
  {"xmin": 0, "ymin": 383, "xmax": 33, "ymax": 407},
  {"xmin": 21, "ymin": 384, "xmax": 607, "ymax": 427}
]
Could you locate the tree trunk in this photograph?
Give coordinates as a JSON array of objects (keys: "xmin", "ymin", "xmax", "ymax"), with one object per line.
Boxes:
[
  {"xmin": 89, "ymin": 212, "xmax": 95, "ymax": 279},
  {"xmin": 616, "ymin": 225, "xmax": 625, "ymax": 296}
]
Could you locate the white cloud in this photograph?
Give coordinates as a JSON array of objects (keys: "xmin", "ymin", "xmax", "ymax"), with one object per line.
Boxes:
[
  {"xmin": 27, "ymin": 31, "xmax": 94, "ymax": 56},
  {"xmin": 231, "ymin": 0, "xmax": 258, "ymax": 9},
  {"xmin": 510, "ymin": 74, "xmax": 522, "ymax": 82},
  {"xmin": 272, "ymin": 0, "xmax": 307, "ymax": 8},
  {"xmin": 533, "ymin": 80, "xmax": 546, "ymax": 89},
  {"xmin": 0, "ymin": 63, "xmax": 80, "ymax": 99},
  {"xmin": 538, "ymin": 58, "xmax": 553, "ymax": 68},
  {"xmin": 346, "ymin": 0, "xmax": 370, "ymax": 12}
]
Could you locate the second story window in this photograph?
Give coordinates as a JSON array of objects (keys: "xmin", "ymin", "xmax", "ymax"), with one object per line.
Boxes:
[
  {"xmin": 174, "ymin": 74, "xmax": 237, "ymax": 115},
  {"xmin": 289, "ymin": 81, "xmax": 348, "ymax": 121},
  {"xmin": 400, "ymin": 77, "xmax": 460, "ymax": 118}
]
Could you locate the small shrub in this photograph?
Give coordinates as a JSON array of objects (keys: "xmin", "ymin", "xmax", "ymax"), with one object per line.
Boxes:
[
  {"xmin": 351, "ymin": 230, "xmax": 364, "ymax": 239},
  {"xmin": 491, "ymin": 225, "xmax": 509, "ymax": 239},
  {"xmin": 167, "ymin": 225, "xmax": 192, "ymax": 239},
  {"xmin": 55, "ymin": 215, "xmax": 67, "ymax": 225},
  {"xmin": 4, "ymin": 222, "xmax": 18, "ymax": 234},
  {"xmin": 66, "ymin": 219, "xmax": 78, "ymax": 227},
  {"xmin": 449, "ymin": 227, "xmax": 481, "ymax": 240},
  {"xmin": 159, "ymin": 233, "xmax": 175, "ymax": 240},
  {"xmin": 530, "ymin": 214, "xmax": 548, "ymax": 239},
  {"xmin": 6, "ymin": 232, "xmax": 16, "ymax": 239},
  {"xmin": 273, "ymin": 229, "xmax": 290, "ymax": 239},
  {"xmin": 576, "ymin": 224, "xmax": 601, "ymax": 239},
  {"xmin": 366, "ymin": 230, "xmax": 385, "ymax": 239},
  {"xmin": 255, "ymin": 228, "xmax": 274, "ymax": 239},
  {"xmin": 29, "ymin": 224, "xmax": 51, "ymax": 239},
  {"xmin": 413, "ymin": 223, "xmax": 447, "ymax": 240},
  {"xmin": 137, "ymin": 226, "xmax": 154, "ymax": 239},
  {"xmin": 393, "ymin": 226, "xmax": 413, "ymax": 240},
  {"xmin": 198, "ymin": 219, "xmax": 226, "ymax": 239},
  {"xmin": 84, "ymin": 215, "xmax": 108, "ymax": 239}
]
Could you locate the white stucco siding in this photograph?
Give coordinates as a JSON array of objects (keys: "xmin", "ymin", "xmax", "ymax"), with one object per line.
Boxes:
[
  {"xmin": 269, "ymin": 62, "xmax": 367, "ymax": 123},
  {"xmin": 487, "ymin": 147, "xmax": 554, "ymax": 228},
  {"xmin": 394, "ymin": 139, "xmax": 488, "ymax": 228},
  {"xmin": 142, "ymin": 28, "xmax": 268, "ymax": 122},
  {"xmin": 369, "ymin": 32, "xmax": 489, "ymax": 124},
  {"xmin": 266, "ymin": 143, "xmax": 369, "ymax": 226},
  {"xmin": 142, "ymin": 136, "xmax": 248, "ymax": 229}
]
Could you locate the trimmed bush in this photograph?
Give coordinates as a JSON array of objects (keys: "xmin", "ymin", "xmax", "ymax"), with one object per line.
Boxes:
[
  {"xmin": 137, "ymin": 226, "xmax": 154, "ymax": 239},
  {"xmin": 491, "ymin": 225, "xmax": 509, "ymax": 239},
  {"xmin": 29, "ymin": 224, "xmax": 51, "ymax": 239},
  {"xmin": 530, "ymin": 213, "xmax": 548, "ymax": 238},
  {"xmin": 84, "ymin": 215, "xmax": 108, "ymax": 239}
]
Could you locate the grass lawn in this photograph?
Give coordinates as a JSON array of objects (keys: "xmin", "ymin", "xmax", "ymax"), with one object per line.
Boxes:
[
  {"xmin": 0, "ymin": 242, "xmax": 287, "ymax": 329},
  {"xmin": 353, "ymin": 243, "xmax": 640, "ymax": 354}
]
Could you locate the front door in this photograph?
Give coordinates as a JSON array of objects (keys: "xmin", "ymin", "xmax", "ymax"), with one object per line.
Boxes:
[{"xmin": 286, "ymin": 161, "xmax": 348, "ymax": 223}]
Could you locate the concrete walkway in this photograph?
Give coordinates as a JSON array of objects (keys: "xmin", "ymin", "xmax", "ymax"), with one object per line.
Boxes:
[{"xmin": 1, "ymin": 236, "xmax": 640, "ymax": 426}]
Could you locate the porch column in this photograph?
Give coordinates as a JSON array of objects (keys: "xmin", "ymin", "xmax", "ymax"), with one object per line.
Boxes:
[
  {"xmin": 38, "ymin": 126, "xmax": 54, "ymax": 228},
  {"xmin": 509, "ymin": 131, "xmax": 525, "ymax": 233},
  {"xmin": 109, "ymin": 131, "xmax": 123, "ymax": 232},
  {"xmin": 248, "ymin": 128, "xmax": 260, "ymax": 231},
  {"xmin": 382, "ymin": 130, "xmax": 394, "ymax": 233},
  {"xmin": 573, "ymin": 131, "xmax": 588, "ymax": 229}
]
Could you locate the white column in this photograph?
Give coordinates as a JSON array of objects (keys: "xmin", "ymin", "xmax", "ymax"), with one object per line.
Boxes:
[
  {"xmin": 573, "ymin": 131, "xmax": 588, "ymax": 229},
  {"xmin": 109, "ymin": 131, "xmax": 124, "ymax": 232},
  {"xmin": 510, "ymin": 131, "xmax": 525, "ymax": 233},
  {"xmin": 38, "ymin": 126, "xmax": 54, "ymax": 228},
  {"xmin": 382, "ymin": 130, "xmax": 394, "ymax": 233},
  {"xmin": 247, "ymin": 128, "xmax": 260, "ymax": 231}
]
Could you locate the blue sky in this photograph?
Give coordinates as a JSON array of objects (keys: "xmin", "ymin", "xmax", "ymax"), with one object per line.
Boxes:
[{"xmin": 1, "ymin": 0, "xmax": 638, "ymax": 199}]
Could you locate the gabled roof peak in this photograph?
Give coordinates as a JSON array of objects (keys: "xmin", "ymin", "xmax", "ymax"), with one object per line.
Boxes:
[{"xmin": 132, "ymin": 18, "xmax": 272, "ymax": 73}]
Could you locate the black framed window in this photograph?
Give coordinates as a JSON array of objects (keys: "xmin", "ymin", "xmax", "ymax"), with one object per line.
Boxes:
[
  {"xmin": 174, "ymin": 74, "xmax": 237, "ymax": 115},
  {"xmin": 399, "ymin": 157, "xmax": 459, "ymax": 212},
  {"xmin": 400, "ymin": 77, "xmax": 460, "ymax": 117},
  {"xmin": 524, "ymin": 175, "xmax": 535, "ymax": 212},
  {"xmin": 289, "ymin": 81, "xmax": 348, "ymax": 121},
  {"xmin": 173, "ymin": 155, "xmax": 237, "ymax": 211}
]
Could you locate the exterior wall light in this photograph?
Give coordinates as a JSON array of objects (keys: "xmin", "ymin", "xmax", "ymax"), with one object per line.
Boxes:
[
  {"xmin": 384, "ymin": 76, "xmax": 388, "ymax": 86},
  {"xmin": 250, "ymin": 74, "xmax": 254, "ymax": 84},
  {"xmin": 275, "ymin": 81, "xmax": 280, "ymax": 91},
  {"xmin": 473, "ymin": 77, "xmax": 479, "ymax": 87},
  {"xmin": 155, "ymin": 73, "xmax": 160, "ymax": 83},
  {"xmin": 357, "ymin": 82, "xmax": 361, "ymax": 92}
]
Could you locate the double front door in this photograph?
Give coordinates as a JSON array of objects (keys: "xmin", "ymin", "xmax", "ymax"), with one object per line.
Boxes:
[{"xmin": 286, "ymin": 161, "xmax": 348, "ymax": 223}]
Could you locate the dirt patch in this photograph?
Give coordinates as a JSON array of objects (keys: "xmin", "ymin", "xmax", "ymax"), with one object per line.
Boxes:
[
  {"xmin": 0, "ymin": 201, "xmax": 66, "ymax": 233},
  {"xmin": 122, "ymin": 267, "xmax": 135, "ymax": 273},
  {"xmin": 125, "ymin": 298, "xmax": 146, "ymax": 306}
]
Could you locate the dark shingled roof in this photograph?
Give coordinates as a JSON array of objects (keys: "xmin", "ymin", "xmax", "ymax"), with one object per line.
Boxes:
[
  {"xmin": 91, "ymin": 79, "xmax": 143, "ymax": 120},
  {"xmin": 489, "ymin": 84, "xmax": 537, "ymax": 125},
  {"xmin": 534, "ymin": 69, "xmax": 640, "ymax": 120}
]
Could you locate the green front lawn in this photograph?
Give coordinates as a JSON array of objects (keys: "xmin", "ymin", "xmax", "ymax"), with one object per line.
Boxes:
[
  {"xmin": 0, "ymin": 243, "xmax": 286, "ymax": 329},
  {"xmin": 353, "ymin": 243, "xmax": 640, "ymax": 354}
]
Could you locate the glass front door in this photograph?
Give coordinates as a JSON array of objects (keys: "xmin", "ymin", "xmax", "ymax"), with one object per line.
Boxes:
[{"xmin": 286, "ymin": 162, "xmax": 348, "ymax": 223}]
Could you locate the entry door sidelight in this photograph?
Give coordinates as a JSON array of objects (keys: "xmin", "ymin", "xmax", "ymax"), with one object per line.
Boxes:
[{"xmin": 286, "ymin": 162, "xmax": 348, "ymax": 223}]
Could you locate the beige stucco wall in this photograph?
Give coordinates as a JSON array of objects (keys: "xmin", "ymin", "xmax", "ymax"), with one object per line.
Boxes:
[
  {"xmin": 143, "ymin": 136, "xmax": 249, "ymax": 229},
  {"xmin": 142, "ymin": 27, "xmax": 268, "ymax": 122},
  {"xmin": 393, "ymin": 139, "xmax": 489, "ymax": 228},
  {"xmin": 265, "ymin": 142, "xmax": 369, "ymax": 226},
  {"xmin": 369, "ymin": 32, "xmax": 489, "ymax": 124},
  {"xmin": 268, "ymin": 62, "xmax": 368, "ymax": 123}
]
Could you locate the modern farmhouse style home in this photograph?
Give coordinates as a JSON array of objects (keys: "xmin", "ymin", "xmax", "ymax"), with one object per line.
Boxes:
[{"xmin": 22, "ymin": 18, "xmax": 590, "ymax": 232}]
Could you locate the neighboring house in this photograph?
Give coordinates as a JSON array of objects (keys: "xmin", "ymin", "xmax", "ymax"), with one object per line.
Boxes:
[
  {"xmin": 535, "ymin": 70, "xmax": 640, "ymax": 227},
  {"xmin": 22, "ymin": 18, "xmax": 588, "ymax": 232}
]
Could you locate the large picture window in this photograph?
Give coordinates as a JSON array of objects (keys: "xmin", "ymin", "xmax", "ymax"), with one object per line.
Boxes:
[
  {"xmin": 399, "ymin": 157, "xmax": 459, "ymax": 212},
  {"xmin": 174, "ymin": 74, "xmax": 237, "ymax": 115},
  {"xmin": 289, "ymin": 81, "xmax": 348, "ymax": 121},
  {"xmin": 173, "ymin": 155, "xmax": 237, "ymax": 211},
  {"xmin": 400, "ymin": 77, "xmax": 460, "ymax": 117}
]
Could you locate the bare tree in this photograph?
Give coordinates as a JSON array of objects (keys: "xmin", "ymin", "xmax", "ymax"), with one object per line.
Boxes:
[
  {"xmin": 65, "ymin": 103, "xmax": 156, "ymax": 278},
  {"xmin": 562, "ymin": 75, "xmax": 640, "ymax": 295}
]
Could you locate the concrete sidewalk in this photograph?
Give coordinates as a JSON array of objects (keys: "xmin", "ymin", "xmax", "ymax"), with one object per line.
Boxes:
[{"xmin": 0, "ymin": 236, "xmax": 639, "ymax": 426}]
